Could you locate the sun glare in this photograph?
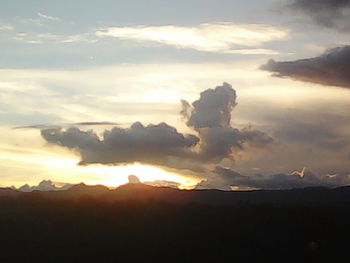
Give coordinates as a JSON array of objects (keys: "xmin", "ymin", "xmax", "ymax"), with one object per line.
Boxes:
[
  {"xmin": 38, "ymin": 155, "xmax": 199, "ymax": 189},
  {"xmin": 84, "ymin": 163, "xmax": 198, "ymax": 189}
]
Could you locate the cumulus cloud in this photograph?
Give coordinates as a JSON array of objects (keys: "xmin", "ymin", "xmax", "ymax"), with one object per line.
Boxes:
[
  {"xmin": 261, "ymin": 46, "xmax": 350, "ymax": 88},
  {"xmin": 209, "ymin": 166, "xmax": 350, "ymax": 190},
  {"xmin": 182, "ymin": 83, "xmax": 273, "ymax": 162},
  {"xmin": 40, "ymin": 83, "xmax": 272, "ymax": 171},
  {"xmin": 286, "ymin": 0, "xmax": 350, "ymax": 31},
  {"xmin": 95, "ymin": 23, "xmax": 287, "ymax": 54},
  {"xmin": 184, "ymin": 82, "xmax": 237, "ymax": 129}
]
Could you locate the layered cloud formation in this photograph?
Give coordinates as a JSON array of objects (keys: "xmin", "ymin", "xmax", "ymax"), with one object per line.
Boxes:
[
  {"xmin": 261, "ymin": 46, "xmax": 350, "ymax": 88},
  {"xmin": 41, "ymin": 83, "xmax": 273, "ymax": 171}
]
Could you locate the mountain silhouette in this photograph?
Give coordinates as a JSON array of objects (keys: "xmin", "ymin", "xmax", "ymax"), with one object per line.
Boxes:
[
  {"xmin": 0, "ymin": 182, "xmax": 350, "ymax": 262},
  {"xmin": 2, "ymin": 182, "xmax": 350, "ymax": 206}
]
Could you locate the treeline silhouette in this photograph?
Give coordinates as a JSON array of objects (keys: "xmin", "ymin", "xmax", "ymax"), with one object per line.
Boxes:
[{"xmin": 0, "ymin": 183, "xmax": 350, "ymax": 262}]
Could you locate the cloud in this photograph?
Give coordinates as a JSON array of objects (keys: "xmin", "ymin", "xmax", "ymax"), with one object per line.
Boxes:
[
  {"xmin": 261, "ymin": 45, "xmax": 350, "ymax": 88},
  {"xmin": 184, "ymin": 82, "xmax": 237, "ymax": 129},
  {"xmin": 143, "ymin": 180, "xmax": 181, "ymax": 189},
  {"xmin": 95, "ymin": 23, "xmax": 287, "ymax": 54},
  {"xmin": 17, "ymin": 180, "xmax": 72, "ymax": 192},
  {"xmin": 41, "ymin": 123, "xmax": 199, "ymax": 168},
  {"xmin": 40, "ymin": 83, "xmax": 272, "ymax": 171},
  {"xmin": 37, "ymin": 12, "xmax": 61, "ymax": 21},
  {"xmin": 71, "ymin": 122, "xmax": 119, "ymax": 126},
  {"xmin": 286, "ymin": 0, "xmax": 350, "ymax": 31},
  {"xmin": 206, "ymin": 166, "xmax": 350, "ymax": 190},
  {"xmin": 19, "ymin": 18, "xmax": 44, "ymax": 27},
  {"xmin": 0, "ymin": 25, "xmax": 13, "ymax": 30},
  {"xmin": 13, "ymin": 122, "xmax": 118, "ymax": 130},
  {"xmin": 13, "ymin": 32, "xmax": 97, "ymax": 44},
  {"xmin": 13, "ymin": 125, "xmax": 61, "ymax": 130},
  {"xmin": 182, "ymin": 83, "xmax": 273, "ymax": 162}
]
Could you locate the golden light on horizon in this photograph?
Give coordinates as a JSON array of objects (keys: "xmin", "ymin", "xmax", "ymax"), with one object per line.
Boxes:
[
  {"xmin": 0, "ymin": 146, "xmax": 199, "ymax": 189},
  {"xmin": 83, "ymin": 163, "xmax": 199, "ymax": 189},
  {"xmin": 0, "ymin": 128, "xmax": 200, "ymax": 189}
]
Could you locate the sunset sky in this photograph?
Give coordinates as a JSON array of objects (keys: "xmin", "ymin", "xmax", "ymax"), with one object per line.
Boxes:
[{"xmin": 1, "ymin": 0, "xmax": 350, "ymax": 190}]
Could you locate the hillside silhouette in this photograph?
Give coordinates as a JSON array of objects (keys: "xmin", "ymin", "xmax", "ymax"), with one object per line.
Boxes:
[{"xmin": 0, "ymin": 183, "xmax": 350, "ymax": 262}]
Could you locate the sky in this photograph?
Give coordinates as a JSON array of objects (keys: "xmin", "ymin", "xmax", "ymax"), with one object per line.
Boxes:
[{"xmin": 1, "ymin": 0, "xmax": 350, "ymax": 190}]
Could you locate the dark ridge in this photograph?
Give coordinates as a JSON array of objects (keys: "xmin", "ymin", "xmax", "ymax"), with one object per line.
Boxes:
[
  {"xmin": 1, "ymin": 183, "xmax": 350, "ymax": 262},
  {"xmin": 3, "ymin": 183, "xmax": 350, "ymax": 206}
]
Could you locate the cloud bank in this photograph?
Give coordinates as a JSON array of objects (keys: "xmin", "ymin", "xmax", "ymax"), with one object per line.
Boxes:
[
  {"xmin": 41, "ymin": 83, "xmax": 272, "ymax": 171},
  {"xmin": 198, "ymin": 166, "xmax": 350, "ymax": 190},
  {"xmin": 96, "ymin": 23, "xmax": 287, "ymax": 54},
  {"xmin": 261, "ymin": 45, "xmax": 350, "ymax": 88}
]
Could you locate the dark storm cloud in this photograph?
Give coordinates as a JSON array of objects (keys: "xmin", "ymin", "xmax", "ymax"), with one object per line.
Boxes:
[
  {"xmin": 210, "ymin": 166, "xmax": 350, "ymax": 190},
  {"xmin": 41, "ymin": 83, "xmax": 273, "ymax": 170},
  {"xmin": 41, "ymin": 122, "xmax": 199, "ymax": 168},
  {"xmin": 286, "ymin": 0, "xmax": 350, "ymax": 31},
  {"xmin": 261, "ymin": 46, "xmax": 350, "ymax": 88}
]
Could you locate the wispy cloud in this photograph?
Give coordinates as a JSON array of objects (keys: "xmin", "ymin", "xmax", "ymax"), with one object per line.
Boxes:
[
  {"xmin": 37, "ymin": 12, "xmax": 61, "ymax": 21},
  {"xmin": 0, "ymin": 24, "xmax": 14, "ymax": 30},
  {"xmin": 96, "ymin": 23, "xmax": 287, "ymax": 54},
  {"xmin": 13, "ymin": 32, "xmax": 97, "ymax": 44}
]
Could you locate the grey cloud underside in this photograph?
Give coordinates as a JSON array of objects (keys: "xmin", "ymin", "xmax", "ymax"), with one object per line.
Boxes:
[
  {"xmin": 209, "ymin": 166, "xmax": 350, "ymax": 190},
  {"xmin": 41, "ymin": 122, "xmax": 199, "ymax": 168},
  {"xmin": 41, "ymin": 83, "xmax": 273, "ymax": 170},
  {"xmin": 261, "ymin": 46, "xmax": 350, "ymax": 88},
  {"xmin": 287, "ymin": 0, "xmax": 350, "ymax": 31}
]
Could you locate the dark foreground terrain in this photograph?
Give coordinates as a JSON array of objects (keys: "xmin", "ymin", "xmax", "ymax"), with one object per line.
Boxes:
[{"xmin": 1, "ymin": 183, "xmax": 350, "ymax": 262}]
